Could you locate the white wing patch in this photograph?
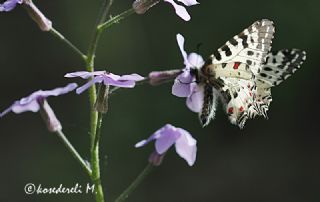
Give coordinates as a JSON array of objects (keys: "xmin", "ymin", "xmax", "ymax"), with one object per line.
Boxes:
[{"xmin": 211, "ymin": 19, "xmax": 275, "ymax": 75}]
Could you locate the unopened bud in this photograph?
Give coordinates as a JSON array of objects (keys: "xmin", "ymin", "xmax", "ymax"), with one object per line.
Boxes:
[
  {"xmin": 149, "ymin": 69, "xmax": 182, "ymax": 86},
  {"xmin": 38, "ymin": 98, "xmax": 62, "ymax": 132},
  {"xmin": 132, "ymin": 0, "xmax": 160, "ymax": 14},
  {"xmin": 22, "ymin": 0, "xmax": 52, "ymax": 31},
  {"xmin": 148, "ymin": 151, "xmax": 165, "ymax": 166},
  {"xmin": 94, "ymin": 84, "xmax": 109, "ymax": 113}
]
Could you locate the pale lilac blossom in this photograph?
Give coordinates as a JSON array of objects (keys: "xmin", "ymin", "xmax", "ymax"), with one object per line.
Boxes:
[
  {"xmin": 172, "ymin": 33, "xmax": 205, "ymax": 113},
  {"xmin": 0, "ymin": 83, "xmax": 77, "ymax": 116},
  {"xmin": 135, "ymin": 124, "xmax": 197, "ymax": 166},
  {"xmin": 0, "ymin": 83, "xmax": 77, "ymax": 132},
  {"xmin": 65, "ymin": 71, "xmax": 145, "ymax": 94}
]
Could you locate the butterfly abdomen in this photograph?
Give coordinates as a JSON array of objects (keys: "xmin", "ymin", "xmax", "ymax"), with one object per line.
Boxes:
[{"xmin": 199, "ymin": 85, "xmax": 217, "ymax": 127}]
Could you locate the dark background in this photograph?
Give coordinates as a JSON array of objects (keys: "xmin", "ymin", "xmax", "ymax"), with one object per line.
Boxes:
[{"xmin": 0, "ymin": 0, "xmax": 319, "ymax": 201}]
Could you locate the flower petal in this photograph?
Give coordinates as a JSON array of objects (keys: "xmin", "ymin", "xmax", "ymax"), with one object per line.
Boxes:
[
  {"xmin": 177, "ymin": 0, "xmax": 199, "ymax": 6},
  {"xmin": 135, "ymin": 124, "xmax": 175, "ymax": 148},
  {"xmin": 172, "ymin": 71, "xmax": 194, "ymax": 97},
  {"xmin": 11, "ymin": 100, "xmax": 40, "ymax": 114},
  {"xmin": 135, "ymin": 130, "xmax": 161, "ymax": 148},
  {"xmin": 176, "ymin": 33, "xmax": 188, "ymax": 64},
  {"xmin": 0, "ymin": 83, "xmax": 77, "ymax": 117},
  {"xmin": 104, "ymin": 73, "xmax": 144, "ymax": 87},
  {"xmin": 76, "ymin": 76, "xmax": 103, "ymax": 94},
  {"xmin": 155, "ymin": 124, "xmax": 181, "ymax": 154},
  {"xmin": 175, "ymin": 128, "xmax": 197, "ymax": 166},
  {"xmin": 0, "ymin": 0, "xmax": 23, "ymax": 12},
  {"xmin": 104, "ymin": 77, "xmax": 136, "ymax": 88},
  {"xmin": 65, "ymin": 71, "xmax": 105, "ymax": 79},
  {"xmin": 119, "ymin": 74, "xmax": 145, "ymax": 81},
  {"xmin": 41, "ymin": 83, "xmax": 78, "ymax": 97},
  {"xmin": 186, "ymin": 84, "xmax": 204, "ymax": 113},
  {"xmin": 0, "ymin": 99, "xmax": 40, "ymax": 117},
  {"xmin": 187, "ymin": 53, "xmax": 205, "ymax": 69},
  {"xmin": 164, "ymin": 0, "xmax": 191, "ymax": 21}
]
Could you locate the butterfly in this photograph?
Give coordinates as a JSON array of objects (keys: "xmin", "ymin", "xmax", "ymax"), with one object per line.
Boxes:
[
  {"xmin": 194, "ymin": 19, "xmax": 275, "ymax": 128},
  {"xmin": 192, "ymin": 19, "xmax": 306, "ymax": 129}
]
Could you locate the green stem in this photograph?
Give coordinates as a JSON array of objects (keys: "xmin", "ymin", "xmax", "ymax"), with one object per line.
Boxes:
[
  {"xmin": 55, "ymin": 130, "xmax": 92, "ymax": 176},
  {"xmin": 86, "ymin": 0, "xmax": 110, "ymax": 150},
  {"xmin": 87, "ymin": 2, "xmax": 114, "ymax": 201},
  {"xmin": 98, "ymin": 8, "xmax": 135, "ymax": 31},
  {"xmin": 91, "ymin": 112, "xmax": 105, "ymax": 202},
  {"xmin": 49, "ymin": 27, "xmax": 87, "ymax": 61},
  {"xmin": 114, "ymin": 164, "xmax": 154, "ymax": 202}
]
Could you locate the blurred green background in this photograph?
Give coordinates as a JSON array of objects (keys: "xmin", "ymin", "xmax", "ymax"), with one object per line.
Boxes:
[{"xmin": 0, "ymin": 0, "xmax": 319, "ymax": 201}]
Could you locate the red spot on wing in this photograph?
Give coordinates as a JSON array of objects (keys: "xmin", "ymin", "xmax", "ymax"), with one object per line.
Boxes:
[
  {"xmin": 239, "ymin": 106, "xmax": 244, "ymax": 112},
  {"xmin": 228, "ymin": 107, "xmax": 234, "ymax": 114},
  {"xmin": 233, "ymin": 62, "xmax": 241, "ymax": 69}
]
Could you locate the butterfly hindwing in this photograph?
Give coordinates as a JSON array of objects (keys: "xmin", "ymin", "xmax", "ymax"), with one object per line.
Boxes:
[
  {"xmin": 250, "ymin": 49, "xmax": 306, "ymax": 118},
  {"xmin": 218, "ymin": 78, "xmax": 256, "ymax": 129},
  {"xmin": 257, "ymin": 49, "xmax": 306, "ymax": 87}
]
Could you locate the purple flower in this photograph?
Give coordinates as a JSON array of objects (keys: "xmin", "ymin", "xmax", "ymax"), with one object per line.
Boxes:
[
  {"xmin": 171, "ymin": 33, "xmax": 205, "ymax": 113},
  {"xmin": 0, "ymin": 83, "xmax": 77, "ymax": 116},
  {"xmin": 164, "ymin": 0, "xmax": 199, "ymax": 21},
  {"xmin": 65, "ymin": 71, "xmax": 145, "ymax": 94},
  {"xmin": 0, "ymin": 0, "xmax": 22, "ymax": 12},
  {"xmin": 135, "ymin": 124, "xmax": 197, "ymax": 166}
]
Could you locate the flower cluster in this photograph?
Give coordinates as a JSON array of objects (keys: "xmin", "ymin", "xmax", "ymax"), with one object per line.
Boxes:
[{"xmin": 0, "ymin": 0, "xmax": 205, "ymax": 184}]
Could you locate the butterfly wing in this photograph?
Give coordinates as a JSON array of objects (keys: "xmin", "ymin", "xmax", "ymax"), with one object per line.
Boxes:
[
  {"xmin": 250, "ymin": 49, "xmax": 307, "ymax": 118},
  {"xmin": 204, "ymin": 19, "xmax": 275, "ymax": 79},
  {"xmin": 197, "ymin": 19, "xmax": 275, "ymax": 128},
  {"xmin": 257, "ymin": 49, "xmax": 306, "ymax": 87},
  {"xmin": 218, "ymin": 77, "xmax": 256, "ymax": 129}
]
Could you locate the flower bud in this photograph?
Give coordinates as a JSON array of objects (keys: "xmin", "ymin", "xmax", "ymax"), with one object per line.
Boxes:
[
  {"xmin": 149, "ymin": 69, "xmax": 182, "ymax": 86},
  {"xmin": 38, "ymin": 98, "xmax": 62, "ymax": 132},
  {"xmin": 132, "ymin": 0, "xmax": 160, "ymax": 14},
  {"xmin": 148, "ymin": 151, "xmax": 165, "ymax": 166},
  {"xmin": 22, "ymin": 0, "xmax": 52, "ymax": 31},
  {"xmin": 94, "ymin": 84, "xmax": 110, "ymax": 113}
]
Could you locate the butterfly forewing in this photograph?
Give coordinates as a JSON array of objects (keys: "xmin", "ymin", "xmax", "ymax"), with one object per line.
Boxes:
[{"xmin": 211, "ymin": 19, "xmax": 275, "ymax": 76}]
